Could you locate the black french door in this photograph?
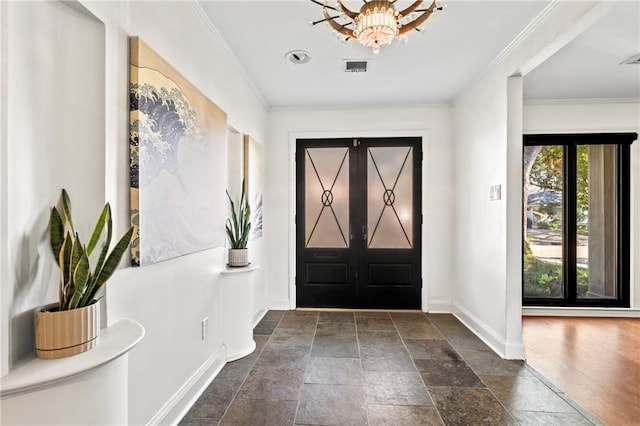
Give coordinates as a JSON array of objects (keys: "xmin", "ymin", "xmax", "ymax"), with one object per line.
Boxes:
[{"xmin": 296, "ymin": 137, "xmax": 422, "ymax": 309}]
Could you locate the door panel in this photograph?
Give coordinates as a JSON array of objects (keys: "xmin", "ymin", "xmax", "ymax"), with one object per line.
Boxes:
[
  {"xmin": 297, "ymin": 137, "xmax": 422, "ymax": 309},
  {"xmin": 304, "ymin": 147, "xmax": 350, "ymax": 248},
  {"xmin": 297, "ymin": 139, "xmax": 356, "ymax": 308},
  {"xmin": 367, "ymin": 146, "xmax": 414, "ymax": 248}
]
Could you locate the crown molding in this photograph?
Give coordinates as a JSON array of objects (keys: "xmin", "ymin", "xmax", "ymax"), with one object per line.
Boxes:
[
  {"xmin": 452, "ymin": 0, "xmax": 562, "ymax": 106},
  {"xmin": 269, "ymin": 102, "xmax": 451, "ymax": 113},
  {"xmin": 524, "ymin": 97, "xmax": 640, "ymax": 106}
]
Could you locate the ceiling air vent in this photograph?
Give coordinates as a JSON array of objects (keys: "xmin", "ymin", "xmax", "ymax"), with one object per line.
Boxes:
[
  {"xmin": 620, "ymin": 53, "xmax": 640, "ymax": 65},
  {"xmin": 345, "ymin": 61, "xmax": 368, "ymax": 73},
  {"xmin": 285, "ymin": 50, "xmax": 311, "ymax": 65}
]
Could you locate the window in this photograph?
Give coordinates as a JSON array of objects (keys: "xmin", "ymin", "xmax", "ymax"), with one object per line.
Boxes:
[{"xmin": 523, "ymin": 133, "xmax": 636, "ymax": 307}]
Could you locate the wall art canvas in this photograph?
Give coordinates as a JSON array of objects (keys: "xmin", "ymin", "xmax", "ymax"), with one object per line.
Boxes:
[
  {"xmin": 129, "ymin": 37, "xmax": 227, "ymax": 266},
  {"xmin": 243, "ymin": 135, "xmax": 263, "ymax": 239}
]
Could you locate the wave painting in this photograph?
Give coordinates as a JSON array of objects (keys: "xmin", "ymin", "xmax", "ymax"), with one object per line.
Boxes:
[{"xmin": 130, "ymin": 37, "xmax": 227, "ymax": 266}]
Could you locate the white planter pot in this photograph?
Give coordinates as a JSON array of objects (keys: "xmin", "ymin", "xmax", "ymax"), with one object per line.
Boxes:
[{"xmin": 228, "ymin": 248, "xmax": 249, "ymax": 267}]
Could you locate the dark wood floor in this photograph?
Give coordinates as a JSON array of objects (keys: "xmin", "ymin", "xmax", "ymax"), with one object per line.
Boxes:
[{"xmin": 523, "ymin": 316, "xmax": 640, "ymax": 426}]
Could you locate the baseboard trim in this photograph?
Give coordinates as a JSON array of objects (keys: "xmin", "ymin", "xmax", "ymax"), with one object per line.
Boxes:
[
  {"xmin": 267, "ymin": 299, "xmax": 292, "ymax": 311},
  {"xmin": 504, "ymin": 341, "xmax": 526, "ymax": 360},
  {"xmin": 523, "ymin": 307, "xmax": 640, "ymax": 318},
  {"xmin": 425, "ymin": 299, "xmax": 452, "ymax": 313},
  {"xmin": 452, "ymin": 303, "xmax": 506, "ymax": 358},
  {"xmin": 148, "ymin": 345, "xmax": 226, "ymax": 426}
]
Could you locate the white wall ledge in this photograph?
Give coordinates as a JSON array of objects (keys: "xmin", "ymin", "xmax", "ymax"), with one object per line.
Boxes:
[
  {"xmin": 0, "ymin": 318, "xmax": 144, "ymax": 397},
  {"xmin": 221, "ymin": 263, "xmax": 260, "ymax": 275}
]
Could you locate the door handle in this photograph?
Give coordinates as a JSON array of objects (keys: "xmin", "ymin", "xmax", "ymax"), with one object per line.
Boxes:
[{"xmin": 362, "ymin": 225, "xmax": 367, "ymax": 241}]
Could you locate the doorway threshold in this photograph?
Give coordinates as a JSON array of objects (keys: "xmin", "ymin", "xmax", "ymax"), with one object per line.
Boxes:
[{"xmin": 295, "ymin": 307, "xmax": 424, "ymax": 313}]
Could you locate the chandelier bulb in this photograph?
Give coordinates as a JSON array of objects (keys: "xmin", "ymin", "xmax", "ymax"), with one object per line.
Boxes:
[
  {"xmin": 399, "ymin": 35, "xmax": 408, "ymax": 44},
  {"xmin": 372, "ymin": 45, "xmax": 380, "ymax": 55}
]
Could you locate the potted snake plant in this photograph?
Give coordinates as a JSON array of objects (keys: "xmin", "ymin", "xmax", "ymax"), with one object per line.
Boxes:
[
  {"xmin": 225, "ymin": 183, "xmax": 251, "ymax": 267},
  {"xmin": 35, "ymin": 189, "xmax": 133, "ymax": 359}
]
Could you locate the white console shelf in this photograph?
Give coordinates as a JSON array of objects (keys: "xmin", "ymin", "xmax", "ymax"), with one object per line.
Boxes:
[
  {"xmin": 220, "ymin": 264, "xmax": 259, "ymax": 361},
  {"xmin": 1, "ymin": 319, "xmax": 144, "ymax": 425}
]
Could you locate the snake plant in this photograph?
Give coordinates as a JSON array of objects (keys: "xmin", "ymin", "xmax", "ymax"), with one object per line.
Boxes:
[
  {"xmin": 225, "ymin": 183, "xmax": 251, "ymax": 249},
  {"xmin": 49, "ymin": 189, "xmax": 134, "ymax": 311}
]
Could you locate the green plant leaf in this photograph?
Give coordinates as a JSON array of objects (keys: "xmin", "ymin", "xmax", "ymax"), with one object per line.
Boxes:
[
  {"xmin": 87, "ymin": 203, "xmax": 109, "ymax": 256},
  {"xmin": 48, "ymin": 190, "xmax": 133, "ymax": 310},
  {"xmin": 50, "ymin": 207, "xmax": 64, "ymax": 265},
  {"xmin": 69, "ymin": 232, "xmax": 83, "ymax": 279},
  {"xmin": 225, "ymin": 222, "xmax": 237, "ymax": 247},
  {"xmin": 79, "ymin": 271, "xmax": 95, "ymax": 307},
  {"xmin": 225, "ymin": 180, "xmax": 252, "ymax": 249},
  {"xmin": 91, "ymin": 227, "xmax": 133, "ymax": 298},
  {"xmin": 59, "ymin": 233, "xmax": 73, "ymax": 288},
  {"xmin": 61, "ymin": 188, "xmax": 74, "ymax": 234},
  {"xmin": 68, "ymin": 251, "xmax": 90, "ymax": 310},
  {"xmin": 61, "ymin": 278, "xmax": 73, "ymax": 310},
  {"xmin": 93, "ymin": 206, "xmax": 113, "ymax": 279}
]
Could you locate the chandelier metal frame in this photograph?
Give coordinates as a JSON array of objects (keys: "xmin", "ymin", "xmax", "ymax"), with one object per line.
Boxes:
[{"xmin": 310, "ymin": 0, "xmax": 444, "ymax": 54}]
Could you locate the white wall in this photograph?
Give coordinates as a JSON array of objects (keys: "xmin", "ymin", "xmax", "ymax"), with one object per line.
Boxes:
[
  {"xmin": 523, "ymin": 101, "xmax": 640, "ymax": 310},
  {"xmin": 1, "ymin": 0, "xmax": 9, "ymax": 377},
  {"xmin": 451, "ymin": 0, "xmax": 611, "ymax": 359},
  {"xmin": 2, "ymin": 0, "xmax": 106, "ymax": 371},
  {"xmin": 2, "ymin": 1, "xmax": 269, "ymax": 424},
  {"xmin": 267, "ymin": 106, "xmax": 454, "ymax": 312}
]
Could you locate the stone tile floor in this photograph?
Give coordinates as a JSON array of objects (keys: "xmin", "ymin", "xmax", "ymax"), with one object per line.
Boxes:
[{"xmin": 181, "ymin": 311, "xmax": 599, "ymax": 425}]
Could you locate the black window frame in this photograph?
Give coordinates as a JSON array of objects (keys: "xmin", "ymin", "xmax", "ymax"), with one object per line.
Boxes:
[{"xmin": 523, "ymin": 133, "xmax": 637, "ymax": 307}]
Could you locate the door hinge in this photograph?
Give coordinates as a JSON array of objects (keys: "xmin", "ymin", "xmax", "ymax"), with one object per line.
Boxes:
[
  {"xmin": 421, "ymin": 278, "xmax": 423, "ymax": 289},
  {"xmin": 421, "ymin": 214, "xmax": 423, "ymax": 224}
]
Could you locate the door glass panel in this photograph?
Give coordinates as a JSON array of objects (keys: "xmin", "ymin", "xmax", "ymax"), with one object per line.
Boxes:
[
  {"xmin": 367, "ymin": 146, "xmax": 412, "ymax": 248},
  {"xmin": 577, "ymin": 144, "xmax": 618, "ymax": 299},
  {"xmin": 305, "ymin": 147, "xmax": 349, "ymax": 248},
  {"xmin": 523, "ymin": 145, "xmax": 564, "ymax": 298}
]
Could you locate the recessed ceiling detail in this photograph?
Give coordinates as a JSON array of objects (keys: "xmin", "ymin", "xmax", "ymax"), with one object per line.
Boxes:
[{"xmin": 285, "ymin": 50, "xmax": 312, "ymax": 65}]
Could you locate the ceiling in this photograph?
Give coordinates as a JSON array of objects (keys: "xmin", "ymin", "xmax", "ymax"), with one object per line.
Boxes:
[
  {"xmin": 199, "ymin": 1, "xmax": 640, "ymax": 110},
  {"xmin": 524, "ymin": 1, "xmax": 640, "ymax": 102}
]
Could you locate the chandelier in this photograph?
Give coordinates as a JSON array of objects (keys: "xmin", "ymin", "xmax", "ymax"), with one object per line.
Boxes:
[{"xmin": 311, "ymin": 0, "xmax": 444, "ymax": 54}]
